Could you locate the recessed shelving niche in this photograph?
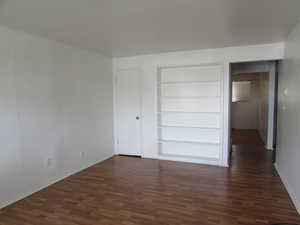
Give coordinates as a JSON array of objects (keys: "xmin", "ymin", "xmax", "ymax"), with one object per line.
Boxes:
[{"xmin": 157, "ymin": 65, "xmax": 223, "ymax": 162}]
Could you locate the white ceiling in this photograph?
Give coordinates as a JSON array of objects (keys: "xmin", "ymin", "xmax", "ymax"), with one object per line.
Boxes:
[{"xmin": 0, "ymin": 0, "xmax": 300, "ymax": 57}]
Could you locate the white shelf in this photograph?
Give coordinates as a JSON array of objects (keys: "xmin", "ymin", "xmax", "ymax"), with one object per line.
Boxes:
[
  {"xmin": 158, "ymin": 153, "xmax": 219, "ymax": 162},
  {"xmin": 158, "ymin": 81, "xmax": 219, "ymax": 85},
  {"xmin": 157, "ymin": 111, "xmax": 220, "ymax": 114},
  {"xmin": 158, "ymin": 125, "xmax": 219, "ymax": 130},
  {"xmin": 158, "ymin": 96, "xmax": 220, "ymax": 99},
  {"xmin": 158, "ymin": 139, "xmax": 219, "ymax": 145}
]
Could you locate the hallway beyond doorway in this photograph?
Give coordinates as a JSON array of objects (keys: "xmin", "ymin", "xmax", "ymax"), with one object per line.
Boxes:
[{"xmin": 231, "ymin": 129, "xmax": 273, "ymax": 170}]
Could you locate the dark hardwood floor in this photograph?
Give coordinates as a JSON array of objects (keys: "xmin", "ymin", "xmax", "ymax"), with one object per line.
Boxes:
[{"xmin": 1, "ymin": 129, "xmax": 299, "ymax": 225}]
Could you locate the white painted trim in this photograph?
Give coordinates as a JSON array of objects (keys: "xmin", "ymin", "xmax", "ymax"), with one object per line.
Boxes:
[
  {"xmin": 219, "ymin": 63, "xmax": 226, "ymax": 166},
  {"xmin": 222, "ymin": 61, "xmax": 231, "ymax": 167},
  {"xmin": 225, "ymin": 59, "xmax": 283, "ymax": 167},
  {"xmin": 266, "ymin": 62, "xmax": 276, "ymax": 150},
  {"xmin": 112, "ymin": 64, "xmax": 118, "ymax": 155},
  {"xmin": 138, "ymin": 68, "xmax": 144, "ymax": 158},
  {"xmin": 274, "ymin": 163, "xmax": 300, "ymax": 214},
  {"xmin": 158, "ymin": 155, "xmax": 221, "ymax": 166},
  {"xmin": 0, "ymin": 154, "xmax": 114, "ymax": 209}
]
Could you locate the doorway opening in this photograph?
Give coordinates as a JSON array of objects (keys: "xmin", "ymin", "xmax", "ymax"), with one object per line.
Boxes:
[{"xmin": 229, "ymin": 61, "xmax": 279, "ymax": 168}]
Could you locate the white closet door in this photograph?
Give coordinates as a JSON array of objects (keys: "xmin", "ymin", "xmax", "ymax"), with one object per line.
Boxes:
[
  {"xmin": 116, "ymin": 69, "xmax": 142, "ymax": 156},
  {"xmin": 158, "ymin": 65, "xmax": 222, "ymax": 162}
]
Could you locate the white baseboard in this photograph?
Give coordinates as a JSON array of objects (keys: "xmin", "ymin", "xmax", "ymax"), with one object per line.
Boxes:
[
  {"xmin": 274, "ymin": 163, "xmax": 300, "ymax": 214},
  {"xmin": 0, "ymin": 154, "xmax": 114, "ymax": 209},
  {"xmin": 158, "ymin": 155, "xmax": 222, "ymax": 166}
]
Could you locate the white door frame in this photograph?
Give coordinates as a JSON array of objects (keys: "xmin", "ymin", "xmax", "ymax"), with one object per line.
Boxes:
[
  {"xmin": 113, "ymin": 68, "xmax": 143, "ymax": 156},
  {"xmin": 225, "ymin": 60, "xmax": 279, "ymax": 166}
]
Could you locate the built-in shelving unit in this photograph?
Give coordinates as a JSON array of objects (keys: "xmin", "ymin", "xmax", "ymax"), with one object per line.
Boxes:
[{"xmin": 157, "ymin": 65, "xmax": 222, "ymax": 162}]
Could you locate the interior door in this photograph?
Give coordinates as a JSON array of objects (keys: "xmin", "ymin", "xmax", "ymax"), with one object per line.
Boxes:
[{"xmin": 116, "ymin": 69, "xmax": 142, "ymax": 156}]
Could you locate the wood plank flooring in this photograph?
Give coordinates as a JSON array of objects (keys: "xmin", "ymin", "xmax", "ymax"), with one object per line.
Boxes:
[{"xmin": 0, "ymin": 129, "xmax": 300, "ymax": 225}]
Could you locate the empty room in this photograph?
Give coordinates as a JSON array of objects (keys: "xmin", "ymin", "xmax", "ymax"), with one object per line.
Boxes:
[{"xmin": 1, "ymin": 1, "xmax": 300, "ymax": 225}]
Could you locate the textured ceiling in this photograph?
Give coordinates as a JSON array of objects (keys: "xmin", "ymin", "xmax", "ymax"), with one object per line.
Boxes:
[{"xmin": 0, "ymin": 0, "xmax": 300, "ymax": 57}]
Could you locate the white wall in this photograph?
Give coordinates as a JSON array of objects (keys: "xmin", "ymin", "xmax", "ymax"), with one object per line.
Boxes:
[
  {"xmin": 276, "ymin": 21, "xmax": 300, "ymax": 214},
  {"xmin": 113, "ymin": 43, "xmax": 284, "ymax": 167},
  {"xmin": 0, "ymin": 26, "xmax": 114, "ymax": 208},
  {"xmin": 231, "ymin": 79, "xmax": 259, "ymax": 130}
]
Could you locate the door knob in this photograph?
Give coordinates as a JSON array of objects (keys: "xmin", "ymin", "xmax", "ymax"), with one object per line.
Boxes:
[{"xmin": 136, "ymin": 116, "xmax": 140, "ymax": 120}]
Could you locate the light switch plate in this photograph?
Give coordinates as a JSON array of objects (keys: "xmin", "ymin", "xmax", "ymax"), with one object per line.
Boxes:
[
  {"xmin": 284, "ymin": 88, "xmax": 289, "ymax": 96},
  {"xmin": 80, "ymin": 152, "xmax": 85, "ymax": 158}
]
